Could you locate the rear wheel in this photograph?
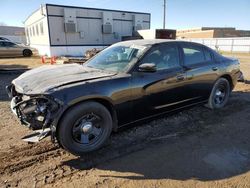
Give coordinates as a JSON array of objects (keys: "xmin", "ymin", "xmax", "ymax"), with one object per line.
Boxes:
[
  {"xmin": 207, "ymin": 78, "xmax": 230, "ymax": 109},
  {"xmin": 58, "ymin": 101, "xmax": 112, "ymax": 156},
  {"xmin": 23, "ymin": 49, "xmax": 32, "ymax": 57}
]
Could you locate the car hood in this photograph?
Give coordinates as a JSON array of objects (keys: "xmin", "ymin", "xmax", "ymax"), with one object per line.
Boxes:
[{"xmin": 12, "ymin": 64, "xmax": 116, "ymax": 95}]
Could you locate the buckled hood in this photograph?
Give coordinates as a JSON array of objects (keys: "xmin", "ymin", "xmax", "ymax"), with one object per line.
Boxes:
[{"xmin": 12, "ymin": 64, "xmax": 115, "ymax": 94}]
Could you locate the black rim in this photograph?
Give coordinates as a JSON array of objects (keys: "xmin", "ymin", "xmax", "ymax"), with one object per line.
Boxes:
[
  {"xmin": 72, "ymin": 113, "xmax": 103, "ymax": 145},
  {"xmin": 24, "ymin": 50, "xmax": 31, "ymax": 56},
  {"xmin": 214, "ymin": 83, "xmax": 227, "ymax": 105}
]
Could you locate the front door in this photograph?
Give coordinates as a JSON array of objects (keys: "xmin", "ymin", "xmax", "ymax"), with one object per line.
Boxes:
[
  {"xmin": 131, "ymin": 43, "xmax": 188, "ymax": 121},
  {"xmin": 3, "ymin": 41, "xmax": 21, "ymax": 56}
]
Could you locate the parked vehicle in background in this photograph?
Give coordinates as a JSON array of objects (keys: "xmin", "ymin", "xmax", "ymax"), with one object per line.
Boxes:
[
  {"xmin": 0, "ymin": 37, "xmax": 11, "ymax": 41},
  {"xmin": 0, "ymin": 40, "xmax": 36, "ymax": 57},
  {"xmin": 7, "ymin": 39, "xmax": 241, "ymax": 156}
]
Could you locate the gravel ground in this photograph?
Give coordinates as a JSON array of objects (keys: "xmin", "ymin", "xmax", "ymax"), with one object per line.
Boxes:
[{"xmin": 0, "ymin": 54, "xmax": 250, "ymax": 188}]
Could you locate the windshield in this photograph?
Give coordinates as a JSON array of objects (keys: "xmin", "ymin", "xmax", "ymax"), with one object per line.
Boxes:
[{"xmin": 85, "ymin": 44, "xmax": 147, "ymax": 72}]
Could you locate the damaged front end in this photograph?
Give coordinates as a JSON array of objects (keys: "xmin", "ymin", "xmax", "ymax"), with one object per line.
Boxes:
[{"xmin": 6, "ymin": 84, "xmax": 61, "ymax": 143}]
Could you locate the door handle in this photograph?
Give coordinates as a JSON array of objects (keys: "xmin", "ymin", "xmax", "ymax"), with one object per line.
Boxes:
[{"xmin": 212, "ymin": 67, "xmax": 218, "ymax": 71}]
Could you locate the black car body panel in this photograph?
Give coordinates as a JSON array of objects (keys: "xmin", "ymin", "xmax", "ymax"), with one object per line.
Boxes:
[{"xmin": 7, "ymin": 40, "xmax": 240, "ymax": 142}]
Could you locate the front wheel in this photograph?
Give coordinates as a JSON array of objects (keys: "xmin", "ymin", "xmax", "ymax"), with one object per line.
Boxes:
[
  {"xmin": 207, "ymin": 78, "xmax": 230, "ymax": 109},
  {"xmin": 58, "ymin": 101, "xmax": 112, "ymax": 156}
]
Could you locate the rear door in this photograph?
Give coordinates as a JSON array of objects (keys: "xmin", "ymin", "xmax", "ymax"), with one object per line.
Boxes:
[{"xmin": 180, "ymin": 42, "xmax": 219, "ymax": 100}]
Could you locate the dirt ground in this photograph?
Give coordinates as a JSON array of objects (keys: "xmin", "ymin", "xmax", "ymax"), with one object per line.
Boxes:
[
  {"xmin": 0, "ymin": 53, "xmax": 250, "ymax": 188},
  {"xmin": 0, "ymin": 56, "xmax": 41, "ymax": 69}
]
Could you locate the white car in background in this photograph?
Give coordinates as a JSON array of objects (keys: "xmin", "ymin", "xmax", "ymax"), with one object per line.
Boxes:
[
  {"xmin": 0, "ymin": 37, "xmax": 11, "ymax": 41},
  {"xmin": 0, "ymin": 40, "xmax": 37, "ymax": 57}
]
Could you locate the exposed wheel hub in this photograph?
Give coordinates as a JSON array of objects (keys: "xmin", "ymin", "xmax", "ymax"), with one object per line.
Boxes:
[
  {"xmin": 72, "ymin": 113, "xmax": 103, "ymax": 145},
  {"xmin": 216, "ymin": 90, "xmax": 222, "ymax": 96},
  {"xmin": 81, "ymin": 122, "xmax": 93, "ymax": 134},
  {"xmin": 214, "ymin": 86, "xmax": 226, "ymax": 105}
]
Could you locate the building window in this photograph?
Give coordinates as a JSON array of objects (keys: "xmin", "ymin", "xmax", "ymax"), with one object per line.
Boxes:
[
  {"xmin": 40, "ymin": 21, "xmax": 44, "ymax": 35},
  {"xmin": 32, "ymin": 26, "xmax": 35, "ymax": 36},
  {"xmin": 29, "ymin": 27, "xmax": 32, "ymax": 37},
  {"xmin": 25, "ymin": 28, "xmax": 29, "ymax": 37},
  {"xmin": 36, "ymin": 24, "xmax": 39, "ymax": 36}
]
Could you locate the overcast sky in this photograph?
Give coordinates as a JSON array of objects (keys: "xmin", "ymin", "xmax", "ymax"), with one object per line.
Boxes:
[{"xmin": 1, "ymin": 0, "xmax": 250, "ymax": 30}]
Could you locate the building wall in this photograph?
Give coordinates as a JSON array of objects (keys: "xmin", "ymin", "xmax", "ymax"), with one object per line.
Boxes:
[
  {"xmin": 25, "ymin": 6, "xmax": 50, "ymax": 46},
  {"xmin": 214, "ymin": 30, "xmax": 250, "ymax": 38},
  {"xmin": 46, "ymin": 4, "xmax": 150, "ymax": 47},
  {"xmin": 24, "ymin": 4, "xmax": 150, "ymax": 57},
  {"xmin": 177, "ymin": 27, "xmax": 250, "ymax": 39},
  {"xmin": 177, "ymin": 30, "xmax": 215, "ymax": 39}
]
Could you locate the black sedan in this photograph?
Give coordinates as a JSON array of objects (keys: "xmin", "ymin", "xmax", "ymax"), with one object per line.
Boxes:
[{"xmin": 7, "ymin": 40, "xmax": 240, "ymax": 156}]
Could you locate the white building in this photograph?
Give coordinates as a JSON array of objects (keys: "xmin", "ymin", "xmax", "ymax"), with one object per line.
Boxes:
[{"xmin": 24, "ymin": 4, "xmax": 150, "ymax": 57}]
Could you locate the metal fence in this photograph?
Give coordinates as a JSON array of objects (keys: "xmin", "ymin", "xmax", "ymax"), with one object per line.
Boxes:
[{"xmin": 183, "ymin": 37, "xmax": 250, "ymax": 53}]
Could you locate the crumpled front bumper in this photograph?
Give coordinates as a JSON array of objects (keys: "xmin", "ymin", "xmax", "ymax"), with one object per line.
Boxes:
[
  {"xmin": 6, "ymin": 85, "xmax": 61, "ymax": 143},
  {"xmin": 237, "ymin": 71, "xmax": 245, "ymax": 82},
  {"xmin": 10, "ymin": 97, "xmax": 18, "ymax": 116}
]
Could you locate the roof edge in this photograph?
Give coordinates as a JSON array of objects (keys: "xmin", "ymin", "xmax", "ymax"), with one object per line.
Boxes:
[{"xmin": 45, "ymin": 3, "xmax": 151, "ymax": 15}]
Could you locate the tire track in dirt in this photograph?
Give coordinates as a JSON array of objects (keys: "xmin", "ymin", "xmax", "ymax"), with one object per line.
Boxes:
[{"xmin": 0, "ymin": 141, "xmax": 61, "ymax": 174}]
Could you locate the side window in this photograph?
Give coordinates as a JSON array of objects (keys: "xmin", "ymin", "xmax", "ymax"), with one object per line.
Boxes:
[
  {"xmin": 182, "ymin": 45, "xmax": 205, "ymax": 66},
  {"xmin": 140, "ymin": 44, "xmax": 180, "ymax": 71},
  {"xmin": 204, "ymin": 48, "xmax": 212, "ymax": 61},
  {"xmin": 0, "ymin": 42, "xmax": 4, "ymax": 47},
  {"xmin": 160, "ymin": 44, "xmax": 180, "ymax": 69},
  {"xmin": 4, "ymin": 42, "xmax": 16, "ymax": 47}
]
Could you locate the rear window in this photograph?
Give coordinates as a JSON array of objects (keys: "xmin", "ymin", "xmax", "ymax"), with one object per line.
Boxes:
[
  {"xmin": 183, "ymin": 45, "xmax": 205, "ymax": 65},
  {"xmin": 4, "ymin": 42, "xmax": 16, "ymax": 47}
]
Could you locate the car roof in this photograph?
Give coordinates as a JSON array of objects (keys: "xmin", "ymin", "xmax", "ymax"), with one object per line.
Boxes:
[{"xmin": 113, "ymin": 39, "xmax": 204, "ymax": 48}]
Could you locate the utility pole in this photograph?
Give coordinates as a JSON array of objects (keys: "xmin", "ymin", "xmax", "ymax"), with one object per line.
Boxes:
[{"xmin": 163, "ymin": 0, "xmax": 166, "ymax": 29}]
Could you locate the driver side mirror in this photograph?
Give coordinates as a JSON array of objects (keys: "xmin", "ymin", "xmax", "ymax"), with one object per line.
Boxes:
[{"xmin": 138, "ymin": 63, "xmax": 157, "ymax": 72}]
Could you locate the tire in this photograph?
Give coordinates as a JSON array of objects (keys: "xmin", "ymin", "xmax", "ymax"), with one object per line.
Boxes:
[
  {"xmin": 58, "ymin": 101, "xmax": 112, "ymax": 156},
  {"xmin": 207, "ymin": 78, "xmax": 230, "ymax": 109},
  {"xmin": 23, "ymin": 49, "xmax": 32, "ymax": 57}
]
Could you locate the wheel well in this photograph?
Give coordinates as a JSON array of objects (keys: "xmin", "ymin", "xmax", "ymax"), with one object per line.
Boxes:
[
  {"xmin": 56, "ymin": 99, "xmax": 118, "ymax": 139},
  {"xmin": 23, "ymin": 49, "xmax": 30, "ymax": 52},
  {"xmin": 220, "ymin": 74, "xmax": 233, "ymax": 90},
  {"xmin": 94, "ymin": 98, "xmax": 118, "ymax": 130}
]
